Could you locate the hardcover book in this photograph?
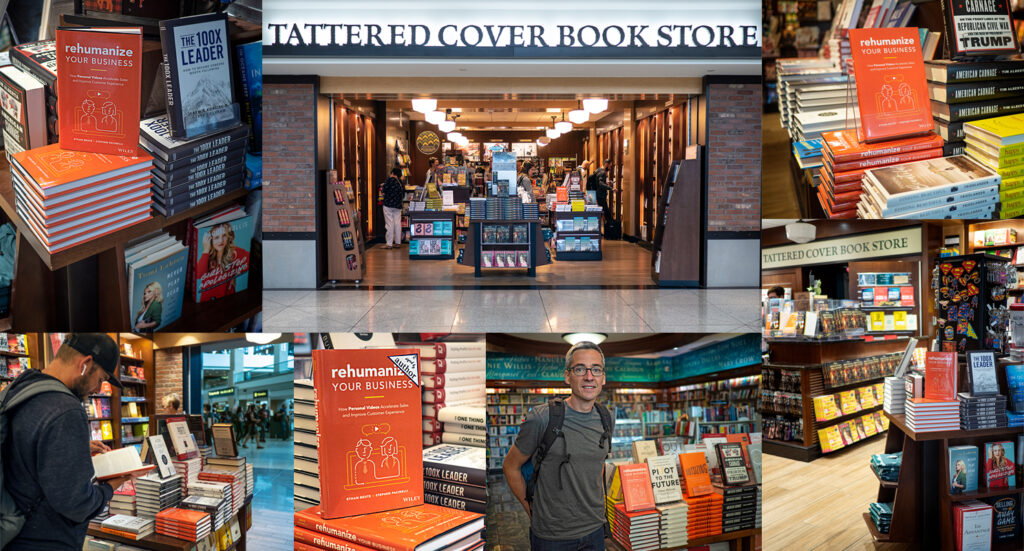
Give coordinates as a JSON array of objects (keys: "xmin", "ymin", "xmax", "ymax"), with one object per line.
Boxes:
[
  {"xmin": 313, "ymin": 348, "xmax": 423, "ymax": 519},
  {"xmin": 0, "ymin": 66, "xmax": 47, "ymax": 154},
  {"xmin": 849, "ymin": 27, "xmax": 933, "ymax": 143},
  {"xmin": 190, "ymin": 205, "xmax": 253, "ymax": 303},
  {"xmin": 984, "ymin": 495, "xmax": 1021, "ymax": 542},
  {"xmin": 966, "ymin": 351, "xmax": 999, "ymax": 395},
  {"xmin": 822, "ymin": 129, "xmax": 944, "ymax": 163},
  {"xmin": 125, "ymin": 233, "xmax": 187, "ymax": 332},
  {"xmin": 234, "ymin": 41, "xmax": 260, "ymax": 154},
  {"xmin": 646, "ymin": 455, "xmax": 683, "ymax": 505},
  {"xmin": 949, "ymin": 444, "xmax": 979, "ymax": 494},
  {"xmin": 717, "ymin": 443, "xmax": 751, "ymax": 486},
  {"xmin": 925, "ymin": 59, "xmax": 1024, "ymax": 84},
  {"xmin": 954, "ymin": 500, "xmax": 993, "ymax": 551},
  {"xmin": 618, "ymin": 463, "xmax": 656, "ymax": 512},
  {"xmin": 984, "ymin": 441, "xmax": 1016, "ymax": 488},
  {"xmin": 925, "ymin": 351, "xmax": 958, "ymax": 401},
  {"xmin": 140, "ymin": 114, "xmax": 248, "ymax": 162},
  {"xmin": 631, "ymin": 440, "xmax": 658, "ymax": 465},
  {"xmin": 940, "ymin": 0, "xmax": 1019, "ymax": 59},
  {"xmin": 159, "ymin": 13, "xmax": 235, "ymax": 138},
  {"xmin": 10, "ymin": 40, "xmax": 58, "ymax": 89},
  {"xmin": 56, "ymin": 27, "xmax": 142, "ymax": 156},
  {"xmin": 679, "ymin": 452, "xmax": 713, "ymax": 497},
  {"xmin": 293, "ymin": 504, "xmax": 483, "ymax": 551}
]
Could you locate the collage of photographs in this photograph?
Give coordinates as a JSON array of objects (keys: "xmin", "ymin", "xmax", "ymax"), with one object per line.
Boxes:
[{"xmin": 0, "ymin": 0, "xmax": 1022, "ymax": 551}]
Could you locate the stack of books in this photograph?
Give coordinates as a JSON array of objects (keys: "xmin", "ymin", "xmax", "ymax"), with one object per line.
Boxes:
[
  {"xmin": 775, "ymin": 58, "xmax": 848, "ymax": 141},
  {"xmin": 963, "ymin": 113, "xmax": 1024, "ymax": 217},
  {"xmin": 155, "ymin": 507, "xmax": 212, "ymax": 542},
  {"xmin": 186, "ymin": 481, "xmax": 232, "ymax": 529},
  {"xmin": 958, "ymin": 392, "xmax": 1008, "ymax": 429},
  {"xmin": 858, "ymin": 156, "xmax": 1000, "ymax": 219},
  {"xmin": 139, "ymin": 116, "xmax": 249, "ymax": 217},
  {"xmin": 293, "ymin": 504, "xmax": 484, "ymax": 551},
  {"xmin": 755, "ymin": 486, "xmax": 762, "ymax": 529},
  {"xmin": 793, "ymin": 139, "xmax": 824, "ymax": 171},
  {"xmin": 869, "ymin": 502, "xmax": 893, "ymax": 534},
  {"xmin": 870, "ymin": 451, "xmax": 902, "ymax": 482},
  {"xmin": 719, "ymin": 485, "xmax": 758, "ymax": 533},
  {"xmin": 134, "ymin": 473, "xmax": 182, "ymax": 518},
  {"xmin": 926, "ymin": 59, "xmax": 1024, "ymax": 160},
  {"xmin": 180, "ymin": 495, "xmax": 230, "ymax": 531},
  {"xmin": 656, "ymin": 502, "xmax": 688, "ymax": 548},
  {"xmin": 109, "ymin": 480, "xmax": 137, "ymax": 516},
  {"xmin": 293, "ymin": 378, "xmax": 319, "ymax": 509},
  {"xmin": 99, "ymin": 515, "xmax": 155, "ymax": 540},
  {"xmin": 244, "ymin": 463, "xmax": 255, "ymax": 499},
  {"xmin": 682, "ymin": 492, "xmax": 724, "ymax": 540},
  {"xmin": 0, "ymin": 65, "xmax": 48, "ymax": 154},
  {"xmin": 883, "ymin": 376, "xmax": 907, "ymax": 415},
  {"xmin": 197, "ymin": 466, "xmax": 245, "ymax": 513},
  {"xmin": 818, "ymin": 130, "xmax": 943, "ymax": 218},
  {"xmin": 9, "ymin": 145, "xmax": 154, "ymax": 253},
  {"xmin": 422, "ymin": 444, "xmax": 486, "ymax": 514},
  {"xmin": 611, "ymin": 503, "xmax": 660, "ymax": 551},
  {"xmin": 413, "ymin": 342, "xmax": 487, "ymax": 446},
  {"xmin": 905, "ymin": 398, "xmax": 960, "ymax": 432},
  {"xmin": 124, "ymin": 231, "xmax": 189, "ymax": 332},
  {"xmin": 9, "ymin": 40, "xmax": 58, "ymax": 145},
  {"xmin": 171, "ymin": 456, "xmax": 202, "ymax": 497}
]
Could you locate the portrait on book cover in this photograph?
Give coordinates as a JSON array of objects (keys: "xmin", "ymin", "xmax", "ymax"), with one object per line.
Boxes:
[{"xmin": 195, "ymin": 215, "xmax": 252, "ymax": 302}]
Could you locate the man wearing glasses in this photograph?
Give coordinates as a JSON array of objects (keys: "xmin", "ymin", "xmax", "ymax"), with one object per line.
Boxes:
[
  {"xmin": 1, "ymin": 334, "xmax": 138, "ymax": 550},
  {"xmin": 503, "ymin": 341, "xmax": 614, "ymax": 551}
]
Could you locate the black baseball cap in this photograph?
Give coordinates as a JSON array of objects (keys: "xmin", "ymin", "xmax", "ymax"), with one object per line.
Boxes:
[{"xmin": 64, "ymin": 334, "xmax": 122, "ymax": 389}]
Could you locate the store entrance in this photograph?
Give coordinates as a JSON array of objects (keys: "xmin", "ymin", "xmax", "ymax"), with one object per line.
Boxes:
[{"xmin": 322, "ymin": 94, "xmax": 697, "ymax": 288}]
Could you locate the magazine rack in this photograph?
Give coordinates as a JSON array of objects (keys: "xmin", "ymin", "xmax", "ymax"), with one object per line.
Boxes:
[{"xmin": 325, "ymin": 172, "xmax": 366, "ymax": 282}]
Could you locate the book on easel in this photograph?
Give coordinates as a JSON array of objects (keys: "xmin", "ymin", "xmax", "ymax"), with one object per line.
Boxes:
[{"xmin": 211, "ymin": 422, "xmax": 238, "ymax": 458}]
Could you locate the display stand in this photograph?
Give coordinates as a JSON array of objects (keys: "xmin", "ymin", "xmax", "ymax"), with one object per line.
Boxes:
[
  {"xmin": 652, "ymin": 152, "xmax": 702, "ymax": 287},
  {"xmin": 553, "ymin": 211, "xmax": 602, "ymax": 261},
  {"xmin": 88, "ymin": 497, "xmax": 252, "ymax": 551},
  {"xmin": 847, "ymin": 261, "xmax": 921, "ymax": 338},
  {"xmin": 933, "ymin": 253, "xmax": 1009, "ymax": 353},
  {"xmin": 464, "ymin": 220, "xmax": 548, "ymax": 277},
  {"xmin": 325, "ymin": 172, "xmax": 366, "ymax": 282},
  {"xmin": 761, "ymin": 338, "xmax": 907, "ymax": 461},
  {"xmin": 408, "ymin": 211, "xmax": 456, "ymax": 260},
  {"xmin": 865, "ymin": 411, "xmax": 1023, "ymax": 550}
]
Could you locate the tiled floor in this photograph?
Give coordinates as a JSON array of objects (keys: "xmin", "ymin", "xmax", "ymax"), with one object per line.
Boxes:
[
  {"xmin": 263, "ymin": 288, "xmax": 762, "ymax": 332},
  {"xmin": 238, "ymin": 437, "xmax": 294, "ymax": 550}
]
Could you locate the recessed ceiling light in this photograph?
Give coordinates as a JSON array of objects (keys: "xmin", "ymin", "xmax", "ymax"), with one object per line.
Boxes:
[{"xmin": 411, "ymin": 98, "xmax": 436, "ymax": 113}]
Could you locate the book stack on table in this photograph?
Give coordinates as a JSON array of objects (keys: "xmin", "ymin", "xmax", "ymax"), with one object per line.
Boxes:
[
  {"xmin": 99, "ymin": 515, "xmax": 155, "ymax": 541},
  {"xmin": 422, "ymin": 444, "xmax": 486, "ymax": 514},
  {"xmin": 155, "ymin": 507, "xmax": 212, "ymax": 542},
  {"xmin": 958, "ymin": 392, "xmax": 1009, "ymax": 430},
  {"xmin": 963, "ymin": 113, "xmax": 1024, "ymax": 217},
  {"xmin": 134, "ymin": 472, "xmax": 182, "ymax": 519}
]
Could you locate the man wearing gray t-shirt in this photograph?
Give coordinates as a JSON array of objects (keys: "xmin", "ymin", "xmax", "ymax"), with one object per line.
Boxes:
[{"xmin": 502, "ymin": 341, "xmax": 614, "ymax": 550}]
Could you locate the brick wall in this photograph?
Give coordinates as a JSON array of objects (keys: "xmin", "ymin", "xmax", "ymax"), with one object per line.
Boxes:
[
  {"xmin": 705, "ymin": 82, "xmax": 761, "ymax": 232},
  {"xmin": 265, "ymin": 82, "xmax": 317, "ymax": 233},
  {"xmin": 155, "ymin": 348, "xmax": 183, "ymax": 413}
]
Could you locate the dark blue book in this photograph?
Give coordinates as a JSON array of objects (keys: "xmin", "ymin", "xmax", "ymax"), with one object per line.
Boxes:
[{"xmin": 235, "ymin": 41, "xmax": 261, "ymax": 154}]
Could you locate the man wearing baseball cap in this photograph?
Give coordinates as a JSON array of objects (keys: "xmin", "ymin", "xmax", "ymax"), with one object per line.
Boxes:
[{"xmin": 1, "ymin": 333, "xmax": 139, "ymax": 550}]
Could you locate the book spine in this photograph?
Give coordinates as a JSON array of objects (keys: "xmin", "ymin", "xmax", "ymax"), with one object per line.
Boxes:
[
  {"xmin": 831, "ymin": 138, "xmax": 943, "ymax": 164},
  {"xmin": 423, "ymin": 431, "xmax": 442, "ymax": 446},
  {"xmin": 156, "ymin": 170, "xmax": 245, "ymax": 204},
  {"xmin": 882, "ymin": 174, "xmax": 1001, "ymax": 209},
  {"xmin": 152, "ymin": 138, "xmax": 247, "ymax": 171},
  {"xmin": 142, "ymin": 125, "xmax": 249, "ymax": 163},
  {"xmin": 423, "ymin": 385, "xmax": 486, "ymax": 405},
  {"xmin": 946, "ymin": 97, "xmax": 1024, "ymax": 123},
  {"xmin": 157, "ymin": 153, "xmax": 244, "ymax": 184},
  {"xmin": 423, "ymin": 491, "xmax": 486, "ymax": 514},
  {"xmin": 433, "ymin": 342, "xmax": 486, "ymax": 358},
  {"xmin": 944, "ymin": 141, "xmax": 966, "ymax": 157},
  {"xmin": 884, "ymin": 188, "xmax": 999, "ymax": 217},
  {"xmin": 423, "ymin": 459, "xmax": 486, "ymax": 487},
  {"xmin": 159, "ymin": 22, "xmax": 184, "ymax": 138},
  {"xmin": 436, "ymin": 406, "xmax": 486, "ymax": 426},
  {"xmin": 441, "ymin": 432, "xmax": 486, "ymax": 447},
  {"xmin": 943, "ymin": 80, "xmax": 1024, "ymax": 104},
  {"xmin": 935, "ymin": 61, "xmax": 1024, "ymax": 83},
  {"xmin": 442, "ymin": 422, "xmax": 487, "ymax": 436},
  {"xmin": 422, "ymin": 478, "xmax": 487, "ymax": 502},
  {"xmin": 834, "ymin": 148, "xmax": 943, "ymax": 172},
  {"xmin": 294, "ymin": 516, "xmax": 408, "ymax": 551},
  {"xmin": 293, "ymin": 527, "xmax": 375, "ymax": 551}
]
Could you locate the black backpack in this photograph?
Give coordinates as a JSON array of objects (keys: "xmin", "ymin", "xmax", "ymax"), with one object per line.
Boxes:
[{"xmin": 521, "ymin": 398, "xmax": 613, "ymax": 504}]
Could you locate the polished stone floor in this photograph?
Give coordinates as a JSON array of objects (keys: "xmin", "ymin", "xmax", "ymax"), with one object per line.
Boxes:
[
  {"xmin": 263, "ymin": 288, "xmax": 761, "ymax": 333},
  {"xmin": 238, "ymin": 437, "xmax": 294, "ymax": 550}
]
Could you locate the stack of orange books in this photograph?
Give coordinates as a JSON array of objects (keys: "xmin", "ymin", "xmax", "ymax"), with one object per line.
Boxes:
[
  {"xmin": 155, "ymin": 507, "xmax": 211, "ymax": 542},
  {"xmin": 683, "ymin": 492, "xmax": 725, "ymax": 541},
  {"xmin": 293, "ymin": 504, "xmax": 485, "ymax": 551}
]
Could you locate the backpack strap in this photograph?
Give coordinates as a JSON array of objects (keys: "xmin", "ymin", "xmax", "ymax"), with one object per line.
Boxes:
[
  {"xmin": 593, "ymin": 402, "xmax": 613, "ymax": 455},
  {"xmin": 0, "ymin": 379, "xmax": 75, "ymax": 414},
  {"xmin": 524, "ymin": 398, "xmax": 566, "ymax": 504}
]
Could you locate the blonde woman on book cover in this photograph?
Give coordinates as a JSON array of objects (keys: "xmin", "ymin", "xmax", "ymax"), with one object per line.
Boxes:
[
  {"xmin": 951, "ymin": 459, "xmax": 967, "ymax": 494},
  {"xmin": 986, "ymin": 443, "xmax": 1013, "ymax": 488},
  {"xmin": 197, "ymin": 221, "xmax": 250, "ymax": 301},
  {"xmin": 133, "ymin": 281, "xmax": 163, "ymax": 331}
]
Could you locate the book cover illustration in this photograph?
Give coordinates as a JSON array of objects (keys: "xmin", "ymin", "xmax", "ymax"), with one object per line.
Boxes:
[
  {"xmin": 0, "ymin": 66, "xmax": 47, "ymax": 154},
  {"xmin": 618, "ymin": 463, "xmax": 655, "ymax": 512},
  {"xmin": 870, "ymin": 156, "xmax": 998, "ymax": 201},
  {"xmin": 56, "ymin": 27, "xmax": 142, "ymax": 156},
  {"xmin": 313, "ymin": 348, "xmax": 423, "ymax": 519},
  {"xmin": 192, "ymin": 208, "xmax": 253, "ymax": 303},
  {"xmin": 159, "ymin": 13, "xmax": 235, "ymax": 138},
  {"xmin": 127, "ymin": 236, "xmax": 187, "ymax": 332},
  {"xmin": 849, "ymin": 27, "xmax": 934, "ymax": 142}
]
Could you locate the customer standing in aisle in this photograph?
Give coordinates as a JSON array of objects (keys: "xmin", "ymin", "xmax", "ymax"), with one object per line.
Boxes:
[
  {"xmin": 239, "ymin": 404, "xmax": 263, "ymax": 449},
  {"xmin": 517, "ymin": 161, "xmax": 537, "ymax": 199},
  {"xmin": 502, "ymin": 341, "xmax": 613, "ymax": 551},
  {"xmin": 0, "ymin": 334, "xmax": 139, "ymax": 550},
  {"xmin": 381, "ymin": 167, "xmax": 405, "ymax": 249},
  {"xmin": 588, "ymin": 159, "xmax": 615, "ymax": 219}
]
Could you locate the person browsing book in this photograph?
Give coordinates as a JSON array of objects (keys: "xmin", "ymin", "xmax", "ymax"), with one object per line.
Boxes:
[
  {"xmin": 517, "ymin": 162, "xmax": 538, "ymax": 200},
  {"xmin": 381, "ymin": 167, "xmax": 405, "ymax": 250},
  {"xmin": 1, "ymin": 334, "xmax": 138, "ymax": 550},
  {"xmin": 588, "ymin": 159, "xmax": 615, "ymax": 219},
  {"xmin": 502, "ymin": 341, "xmax": 614, "ymax": 551}
]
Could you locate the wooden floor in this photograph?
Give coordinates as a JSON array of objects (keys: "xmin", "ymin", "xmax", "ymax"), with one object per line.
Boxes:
[
  {"xmin": 762, "ymin": 112, "xmax": 803, "ymax": 219},
  {"xmin": 763, "ymin": 435, "xmax": 917, "ymax": 551},
  {"xmin": 346, "ymin": 239, "xmax": 655, "ymax": 288}
]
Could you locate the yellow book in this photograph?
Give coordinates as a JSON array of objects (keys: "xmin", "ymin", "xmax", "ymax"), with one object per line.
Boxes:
[
  {"xmin": 862, "ymin": 414, "xmax": 878, "ymax": 437},
  {"xmin": 1001, "ymin": 175, "xmax": 1024, "ymax": 193},
  {"xmin": 1002, "ymin": 203, "xmax": 1024, "ymax": 219},
  {"xmin": 819, "ymin": 426, "xmax": 845, "ymax": 453},
  {"xmin": 858, "ymin": 386, "xmax": 878, "ymax": 409},
  {"xmin": 100, "ymin": 420, "xmax": 113, "ymax": 441},
  {"xmin": 965, "ymin": 136, "xmax": 1024, "ymax": 159},
  {"xmin": 607, "ymin": 465, "xmax": 623, "ymax": 501},
  {"xmin": 840, "ymin": 390, "xmax": 860, "ymax": 416},
  {"xmin": 894, "ymin": 310, "xmax": 907, "ymax": 331},
  {"xmin": 964, "ymin": 112, "xmax": 1024, "ymax": 146},
  {"xmin": 967, "ymin": 143, "xmax": 1024, "ymax": 169},
  {"xmin": 870, "ymin": 311, "xmax": 885, "ymax": 331},
  {"xmin": 571, "ymin": 199, "xmax": 585, "ymax": 212}
]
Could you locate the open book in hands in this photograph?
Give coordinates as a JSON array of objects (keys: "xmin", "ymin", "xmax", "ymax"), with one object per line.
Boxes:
[{"xmin": 92, "ymin": 446, "xmax": 155, "ymax": 481}]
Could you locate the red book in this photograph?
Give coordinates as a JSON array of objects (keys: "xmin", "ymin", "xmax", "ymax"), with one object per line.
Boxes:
[
  {"xmin": 831, "ymin": 147, "xmax": 943, "ymax": 173},
  {"xmin": 314, "ymin": 348, "xmax": 424, "ymax": 519},
  {"xmin": 293, "ymin": 504, "xmax": 484, "ymax": 551},
  {"xmin": 849, "ymin": 28, "xmax": 933, "ymax": 143},
  {"xmin": 56, "ymin": 27, "xmax": 142, "ymax": 156},
  {"xmin": 833, "ymin": 168, "xmax": 867, "ymax": 184},
  {"xmin": 294, "ymin": 526, "xmax": 374, "ymax": 551},
  {"xmin": 900, "ymin": 286, "xmax": 914, "ymax": 306},
  {"xmin": 618, "ymin": 463, "xmax": 656, "ymax": 512},
  {"xmin": 823, "ymin": 129, "xmax": 944, "ymax": 163},
  {"xmin": 924, "ymin": 351, "xmax": 957, "ymax": 401},
  {"xmin": 679, "ymin": 452, "xmax": 713, "ymax": 497}
]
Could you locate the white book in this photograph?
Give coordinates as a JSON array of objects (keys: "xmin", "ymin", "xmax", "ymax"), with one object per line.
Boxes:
[{"xmin": 646, "ymin": 455, "xmax": 683, "ymax": 504}]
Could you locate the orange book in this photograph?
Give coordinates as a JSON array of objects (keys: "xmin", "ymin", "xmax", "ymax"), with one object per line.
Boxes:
[
  {"xmin": 924, "ymin": 351, "xmax": 957, "ymax": 401},
  {"xmin": 679, "ymin": 452, "xmax": 713, "ymax": 497},
  {"xmin": 313, "ymin": 348, "xmax": 424, "ymax": 519},
  {"xmin": 10, "ymin": 143, "xmax": 151, "ymax": 197},
  {"xmin": 293, "ymin": 504, "xmax": 484, "ymax": 551},
  {"xmin": 56, "ymin": 27, "xmax": 142, "ymax": 156},
  {"xmin": 294, "ymin": 526, "xmax": 374, "ymax": 551},
  {"xmin": 617, "ymin": 463, "xmax": 655, "ymax": 512},
  {"xmin": 831, "ymin": 147, "xmax": 943, "ymax": 173},
  {"xmin": 849, "ymin": 28, "xmax": 933, "ymax": 143},
  {"xmin": 823, "ymin": 129, "xmax": 944, "ymax": 163},
  {"xmin": 833, "ymin": 168, "xmax": 867, "ymax": 184}
]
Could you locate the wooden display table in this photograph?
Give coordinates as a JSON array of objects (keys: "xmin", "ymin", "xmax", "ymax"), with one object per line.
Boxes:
[{"xmin": 88, "ymin": 498, "xmax": 252, "ymax": 551}]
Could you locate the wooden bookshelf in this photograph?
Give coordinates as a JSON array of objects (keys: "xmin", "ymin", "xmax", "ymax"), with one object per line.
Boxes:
[{"xmin": 110, "ymin": 334, "xmax": 156, "ymax": 450}]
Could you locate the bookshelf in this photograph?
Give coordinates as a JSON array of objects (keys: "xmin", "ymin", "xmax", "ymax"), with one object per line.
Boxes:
[
  {"xmin": 0, "ymin": 158, "xmax": 261, "ymax": 331},
  {"xmin": 464, "ymin": 220, "xmax": 549, "ymax": 277},
  {"xmin": 651, "ymin": 152, "xmax": 702, "ymax": 287},
  {"xmin": 325, "ymin": 172, "xmax": 366, "ymax": 282},
  {"xmin": 553, "ymin": 211, "xmax": 602, "ymax": 261},
  {"xmin": 847, "ymin": 261, "xmax": 920, "ymax": 338},
  {"xmin": 408, "ymin": 211, "xmax": 456, "ymax": 260},
  {"xmin": 111, "ymin": 334, "xmax": 156, "ymax": 450}
]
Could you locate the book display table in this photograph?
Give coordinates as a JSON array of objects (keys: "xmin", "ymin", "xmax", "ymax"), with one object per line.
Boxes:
[
  {"xmin": 463, "ymin": 220, "xmax": 549, "ymax": 277},
  {"xmin": 606, "ymin": 527, "xmax": 760, "ymax": 551},
  {"xmin": 88, "ymin": 497, "xmax": 252, "ymax": 551},
  {"xmin": 552, "ymin": 211, "xmax": 602, "ymax": 261},
  {"xmin": 408, "ymin": 211, "xmax": 456, "ymax": 260}
]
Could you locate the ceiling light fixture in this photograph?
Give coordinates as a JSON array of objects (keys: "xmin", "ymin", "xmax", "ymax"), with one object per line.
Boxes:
[
  {"xmin": 546, "ymin": 116, "xmax": 561, "ymax": 139},
  {"xmin": 546, "ymin": 107, "xmax": 562, "ymax": 113},
  {"xmin": 562, "ymin": 333, "xmax": 608, "ymax": 345},
  {"xmin": 439, "ymin": 119, "xmax": 456, "ymax": 133},
  {"xmin": 785, "ymin": 221, "xmax": 816, "ymax": 244},
  {"xmin": 568, "ymin": 101, "xmax": 589, "ymax": 124},
  {"xmin": 555, "ymin": 112, "xmax": 573, "ymax": 134},
  {"xmin": 411, "ymin": 98, "xmax": 437, "ymax": 113},
  {"xmin": 425, "ymin": 110, "xmax": 445, "ymax": 125},
  {"xmin": 583, "ymin": 98, "xmax": 608, "ymax": 114},
  {"xmin": 246, "ymin": 333, "xmax": 282, "ymax": 345},
  {"xmin": 447, "ymin": 132, "xmax": 463, "ymax": 141}
]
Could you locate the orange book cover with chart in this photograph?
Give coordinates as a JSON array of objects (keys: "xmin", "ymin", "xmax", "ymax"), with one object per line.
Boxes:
[
  {"xmin": 56, "ymin": 27, "xmax": 142, "ymax": 156},
  {"xmin": 849, "ymin": 28, "xmax": 933, "ymax": 143},
  {"xmin": 314, "ymin": 348, "xmax": 424, "ymax": 519}
]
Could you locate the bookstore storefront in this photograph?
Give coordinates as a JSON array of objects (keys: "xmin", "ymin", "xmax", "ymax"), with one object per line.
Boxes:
[
  {"xmin": 0, "ymin": 333, "xmax": 296, "ymax": 551},
  {"xmin": 262, "ymin": 0, "xmax": 762, "ymax": 290},
  {"xmin": 759, "ymin": 220, "xmax": 1024, "ymax": 550},
  {"xmin": 485, "ymin": 333, "xmax": 763, "ymax": 550}
]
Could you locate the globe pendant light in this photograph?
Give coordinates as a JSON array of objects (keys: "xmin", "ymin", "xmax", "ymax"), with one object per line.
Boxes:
[
  {"xmin": 411, "ymin": 98, "xmax": 437, "ymax": 113},
  {"xmin": 582, "ymin": 98, "xmax": 608, "ymax": 114}
]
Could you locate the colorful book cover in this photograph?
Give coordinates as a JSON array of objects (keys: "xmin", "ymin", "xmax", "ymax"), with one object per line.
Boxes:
[
  {"xmin": 984, "ymin": 495, "xmax": 1021, "ymax": 542},
  {"xmin": 56, "ymin": 27, "xmax": 142, "ymax": 156},
  {"xmin": 925, "ymin": 351, "xmax": 958, "ymax": 401},
  {"xmin": 293, "ymin": 504, "xmax": 483, "ymax": 551},
  {"xmin": 191, "ymin": 208, "xmax": 253, "ymax": 303},
  {"xmin": 159, "ymin": 13, "xmax": 235, "ymax": 138},
  {"xmin": 128, "ymin": 241, "xmax": 187, "ymax": 331},
  {"xmin": 0, "ymin": 66, "xmax": 47, "ymax": 154},
  {"xmin": 941, "ymin": 0, "xmax": 1019, "ymax": 59},
  {"xmin": 1007, "ymin": 364, "xmax": 1024, "ymax": 413},
  {"xmin": 949, "ymin": 444, "xmax": 979, "ymax": 494},
  {"xmin": 618, "ymin": 463, "xmax": 655, "ymax": 512},
  {"xmin": 313, "ymin": 348, "xmax": 423, "ymax": 519},
  {"xmin": 849, "ymin": 27, "xmax": 933, "ymax": 143},
  {"xmin": 10, "ymin": 143, "xmax": 152, "ymax": 194},
  {"xmin": 679, "ymin": 452, "xmax": 713, "ymax": 497},
  {"xmin": 984, "ymin": 441, "xmax": 1016, "ymax": 488},
  {"xmin": 645, "ymin": 455, "xmax": 682, "ymax": 505}
]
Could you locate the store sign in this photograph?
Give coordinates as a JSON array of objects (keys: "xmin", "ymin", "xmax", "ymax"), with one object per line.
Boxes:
[
  {"xmin": 209, "ymin": 388, "xmax": 235, "ymax": 397},
  {"xmin": 264, "ymin": 3, "xmax": 760, "ymax": 58},
  {"xmin": 253, "ymin": 390, "xmax": 269, "ymax": 399},
  {"xmin": 486, "ymin": 354, "xmax": 661, "ymax": 383},
  {"xmin": 762, "ymin": 227, "xmax": 922, "ymax": 270},
  {"xmin": 669, "ymin": 334, "xmax": 761, "ymax": 380}
]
